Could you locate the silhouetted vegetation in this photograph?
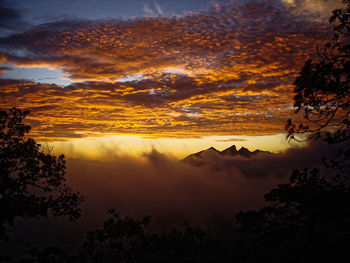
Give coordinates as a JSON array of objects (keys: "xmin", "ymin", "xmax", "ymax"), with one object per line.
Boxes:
[
  {"xmin": 235, "ymin": 1, "xmax": 350, "ymax": 262},
  {"xmin": 235, "ymin": 168, "xmax": 350, "ymax": 262},
  {"xmin": 6, "ymin": 211, "xmax": 226, "ymax": 263},
  {"xmin": 79, "ymin": 210, "xmax": 225, "ymax": 263},
  {"xmin": 286, "ymin": 0, "xmax": 350, "ymax": 143},
  {"xmin": 0, "ymin": 108, "xmax": 83, "ymax": 241}
]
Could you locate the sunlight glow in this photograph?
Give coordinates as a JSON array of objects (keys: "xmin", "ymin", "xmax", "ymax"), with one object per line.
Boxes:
[{"xmin": 47, "ymin": 134, "xmax": 307, "ymax": 160}]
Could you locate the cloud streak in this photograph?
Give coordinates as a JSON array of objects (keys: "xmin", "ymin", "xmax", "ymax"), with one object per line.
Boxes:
[
  {"xmin": 0, "ymin": 66, "xmax": 11, "ymax": 73},
  {"xmin": 281, "ymin": 0, "xmax": 345, "ymax": 21},
  {"xmin": 0, "ymin": 78, "xmax": 298, "ymax": 140}
]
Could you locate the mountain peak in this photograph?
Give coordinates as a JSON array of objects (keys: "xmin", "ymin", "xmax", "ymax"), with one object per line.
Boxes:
[
  {"xmin": 183, "ymin": 145, "xmax": 271, "ymax": 165},
  {"xmin": 182, "ymin": 146, "xmax": 220, "ymax": 165},
  {"xmin": 237, "ymin": 146, "xmax": 251, "ymax": 157},
  {"xmin": 207, "ymin": 147, "xmax": 219, "ymax": 152},
  {"xmin": 221, "ymin": 145, "xmax": 238, "ymax": 156}
]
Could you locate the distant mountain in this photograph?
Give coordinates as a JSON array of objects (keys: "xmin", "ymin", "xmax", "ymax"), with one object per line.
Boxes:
[
  {"xmin": 188, "ymin": 147, "xmax": 221, "ymax": 158},
  {"xmin": 183, "ymin": 145, "xmax": 271, "ymax": 166},
  {"xmin": 220, "ymin": 145, "xmax": 238, "ymax": 156}
]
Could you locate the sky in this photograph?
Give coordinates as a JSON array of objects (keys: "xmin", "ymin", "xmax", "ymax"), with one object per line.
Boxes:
[
  {"xmin": 1, "ymin": 0, "xmax": 347, "ymax": 251},
  {"xmin": 0, "ymin": 0, "xmax": 344, "ymax": 158}
]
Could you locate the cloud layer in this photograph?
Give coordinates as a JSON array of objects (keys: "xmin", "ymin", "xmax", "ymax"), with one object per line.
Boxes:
[
  {"xmin": 5, "ymin": 139, "xmax": 345, "ymax": 252},
  {"xmin": 281, "ymin": 0, "xmax": 345, "ymax": 21},
  {"xmin": 0, "ymin": 0, "xmax": 331, "ymax": 139}
]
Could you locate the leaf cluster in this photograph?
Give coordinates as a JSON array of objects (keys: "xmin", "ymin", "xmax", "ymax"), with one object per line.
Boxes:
[
  {"xmin": 0, "ymin": 108, "xmax": 83, "ymax": 240},
  {"xmin": 286, "ymin": 1, "xmax": 350, "ymax": 143},
  {"xmin": 236, "ymin": 168, "xmax": 350, "ymax": 262}
]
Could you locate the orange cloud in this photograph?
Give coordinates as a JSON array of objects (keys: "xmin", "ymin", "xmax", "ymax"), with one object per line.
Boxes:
[
  {"xmin": 0, "ymin": 1, "xmax": 330, "ymax": 140},
  {"xmin": 0, "ymin": 77, "xmax": 301, "ymax": 140},
  {"xmin": 0, "ymin": 66, "xmax": 11, "ymax": 73},
  {"xmin": 0, "ymin": 2, "xmax": 328, "ymax": 81}
]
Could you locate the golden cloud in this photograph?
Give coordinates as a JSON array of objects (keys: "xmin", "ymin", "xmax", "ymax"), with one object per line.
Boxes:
[
  {"xmin": 0, "ymin": 1, "xmax": 330, "ymax": 140},
  {"xmin": 0, "ymin": 77, "xmax": 300, "ymax": 140}
]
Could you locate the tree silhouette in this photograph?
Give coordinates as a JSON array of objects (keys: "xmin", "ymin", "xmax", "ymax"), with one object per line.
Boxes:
[
  {"xmin": 235, "ymin": 168, "xmax": 350, "ymax": 262},
  {"xmin": 7, "ymin": 210, "xmax": 226, "ymax": 263},
  {"xmin": 79, "ymin": 210, "xmax": 225, "ymax": 263},
  {"xmin": 236, "ymin": 2, "xmax": 350, "ymax": 262},
  {"xmin": 286, "ymin": 0, "xmax": 350, "ymax": 143},
  {"xmin": 0, "ymin": 108, "xmax": 83, "ymax": 240},
  {"xmin": 14, "ymin": 246, "xmax": 73, "ymax": 263}
]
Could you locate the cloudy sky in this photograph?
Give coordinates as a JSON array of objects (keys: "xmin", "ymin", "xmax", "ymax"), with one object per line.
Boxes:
[
  {"xmin": 2, "ymin": 0, "xmax": 347, "ymax": 251},
  {"xmin": 0, "ymin": 0, "xmax": 343, "ymax": 157}
]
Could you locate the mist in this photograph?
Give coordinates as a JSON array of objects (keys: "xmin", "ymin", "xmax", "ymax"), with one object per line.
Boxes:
[{"xmin": 4, "ymin": 139, "xmax": 346, "ymax": 253}]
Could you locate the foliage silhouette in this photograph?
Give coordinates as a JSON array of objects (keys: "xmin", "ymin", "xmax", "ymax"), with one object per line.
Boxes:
[
  {"xmin": 286, "ymin": 0, "xmax": 350, "ymax": 143},
  {"xmin": 0, "ymin": 108, "xmax": 83, "ymax": 241},
  {"xmin": 236, "ymin": 2, "xmax": 350, "ymax": 262},
  {"xmin": 236, "ymin": 168, "xmax": 350, "ymax": 262},
  {"xmin": 13, "ymin": 246, "xmax": 73, "ymax": 263},
  {"xmin": 5, "ymin": 210, "xmax": 227, "ymax": 263},
  {"xmin": 79, "ymin": 210, "xmax": 226, "ymax": 263}
]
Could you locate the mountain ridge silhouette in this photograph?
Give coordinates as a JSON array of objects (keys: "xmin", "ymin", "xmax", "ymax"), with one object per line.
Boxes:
[{"xmin": 183, "ymin": 145, "xmax": 271, "ymax": 165}]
